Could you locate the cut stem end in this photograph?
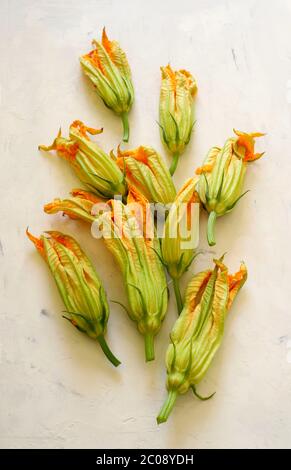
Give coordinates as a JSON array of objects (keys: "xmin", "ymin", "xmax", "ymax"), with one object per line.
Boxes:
[
  {"xmin": 97, "ymin": 335, "xmax": 121, "ymax": 367},
  {"xmin": 157, "ymin": 389, "xmax": 178, "ymax": 424}
]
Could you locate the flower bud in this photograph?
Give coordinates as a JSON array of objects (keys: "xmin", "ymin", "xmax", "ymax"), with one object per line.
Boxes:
[
  {"xmin": 115, "ymin": 145, "xmax": 176, "ymax": 204},
  {"xmin": 157, "ymin": 258, "xmax": 247, "ymax": 423},
  {"xmin": 26, "ymin": 229, "xmax": 120, "ymax": 367},
  {"xmin": 161, "ymin": 176, "xmax": 200, "ymax": 313},
  {"xmin": 39, "ymin": 120, "xmax": 126, "ymax": 198},
  {"xmin": 96, "ymin": 186, "xmax": 168, "ymax": 361},
  {"xmin": 80, "ymin": 28, "xmax": 134, "ymax": 142},
  {"xmin": 197, "ymin": 130, "xmax": 265, "ymax": 246},
  {"xmin": 159, "ymin": 65, "xmax": 197, "ymax": 175}
]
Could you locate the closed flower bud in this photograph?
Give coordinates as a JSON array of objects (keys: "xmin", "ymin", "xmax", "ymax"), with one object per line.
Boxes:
[
  {"xmin": 157, "ymin": 258, "xmax": 247, "ymax": 423},
  {"xmin": 115, "ymin": 145, "xmax": 176, "ymax": 204},
  {"xmin": 39, "ymin": 120, "xmax": 126, "ymax": 198},
  {"xmin": 96, "ymin": 186, "xmax": 168, "ymax": 362},
  {"xmin": 26, "ymin": 229, "xmax": 120, "ymax": 367},
  {"xmin": 80, "ymin": 28, "xmax": 134, "ymax": 142},
  {"xmin": 161, "ymin": 176, "xmax": 200, "ymax": 313},
  {"xmin": 197, "ymin": 130, "xmax": 265, "ymax": 246},
  {"xmin": 159, "ymin": 65, "xmax": 197, "ymax": 175}
]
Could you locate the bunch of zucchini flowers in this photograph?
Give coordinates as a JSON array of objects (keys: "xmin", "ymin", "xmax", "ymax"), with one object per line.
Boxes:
[{"xmin": 27, "ymin": 28, "xmax": 265, "ymax": 424}]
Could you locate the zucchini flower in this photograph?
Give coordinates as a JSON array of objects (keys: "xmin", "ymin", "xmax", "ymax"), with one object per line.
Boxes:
[
  {"xmin": 44, "ymin": 188, "xmax": 105, "ymax": 224},
  {"xmin": 157, "ymin": 258, "xmax": 247, "ymax": 423},
  {"xmin": 159, "ymin": 65, "xmax": 197, "ymax": 175},
  {"xmin": 161, "ymin": 176, "xmax": 200, "ymax": 314},
  {"xmin": 197, "ymin": 130, "xmax": 265, "ymax": 246},
  {"xmin": 26, "ymin": 230, "xmax": 120, "ymax": 367},
  {"xmin": 80, "ymin": 28, "xmax": 134, "ymax": 142},
  {"xmin": 96, "ymin": 186, "xmax": 168, "ymax": 362},
  {"xmin": 114, "ymin": 145, "xmax": 176, "ymax": 204},
  {"xmin": 39, "ymin": 120, "xmax": 126, "ymax": 198}
]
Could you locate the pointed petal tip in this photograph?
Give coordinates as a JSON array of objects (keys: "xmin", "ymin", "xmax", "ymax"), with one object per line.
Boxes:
[
  {"xmin": 26, "ymin": 228, "xmax": 45, "ymax": 255},
  {"xmin": 26, "ymin": 227, "xmax": 37, "ymax": 243},
  {"xmin": 102, "ymin": 26, "xmax": 107, "ymax": 38}
]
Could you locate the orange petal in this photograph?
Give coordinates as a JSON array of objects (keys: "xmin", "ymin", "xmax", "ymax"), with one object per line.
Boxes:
[
  {"xmin": 45, "ymin": 231, "xmax": 79, "ymax": 257},
  {"xmin": 195, "ymin": 163, "xmax": 213, "ymax": 175},
  {"xmin": 176, "ymin": 177, "xmax": 196, "ymax": 198},
  {"xmin": 26, "ymin": 228, "xmax": 45, "ymax": 257},
  {"xmin": 227, "ymin": 263, "xmax": 247, "ymax": 310},
  {"xmin": 70, "ymin": 120, "xmax": 103, "ymax": 140},
  {"xmin": 39, "ymin": 129, "xmax": 79, "ymax": 161},
  {"xmin": 161, "ymin": 64, "xmax": 177, "ymax": 101},
  {"xmin": 43, "ymin": 199, "xmax": 63, "ymax": 214},
  {"xmin": 179, "ymin": 69, "xmax": 197, "ymax": 96},
  {"xmin": 83, "ymin": 48, "xmax": 106, "ymax": 75},
  {"xmin": 233, "ymin": 129, "xmax": 265, "ymax": 163},
  {"xmin": 186, "ymin": 191, "xmax": 200, "ymax": 230},
  {"xmin": 244, "ymin": 151, "xmax": 265, "ymax": 162},
  {"xmin": 101, "ymin": 27, "xmax": 113, "ymax": 56},
  {"xmin": 56, "ymin": 141, "xmax": 79, "ymax": 161},
  {"xmin": 117, "ymin": 146, "xmax": 149, "ymax": 164},
  {"xmin": 70, "ymin": 188, "xmax": 103, "ymax": 203},
  {"xmin": 38, "ymin": 128, "xmax": 62, "ymax": 152}
]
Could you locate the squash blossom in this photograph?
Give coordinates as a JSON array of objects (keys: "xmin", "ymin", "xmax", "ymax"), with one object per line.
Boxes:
[
  {"xmin": 39, "ymin": 120, "xmax": 126, "ymax": 198},
  {"xmin": 197, "ymin": 130, "xmax": 265, "ymax": 246},
  {"xmin": 161, "ymin": 176, "xmax": 200, "ymax": 314},
  {"xmin": 44, "ymin": 188, "xmax": 105, "ymax": 224},
  {"xmin": 159, "ymin": 65, "xmax": 197, "ymax": 175},
  {"xmin": 157, "ymin": 258, "xmax": 247, "ymax": 424},
  {"xmin": 96, "ymin": 186, "xmax": 168, "ymax": 362},
  {"xmin": 26, "ymin": 229, "xmax": 120, "ymax": 367},
  {"xmin": 114, "ymin": 145, "xmax": 176, "ymax": 204},
  {"xmin": 80, "ymin": 28, "xmax": 134, "ymax": 142}
]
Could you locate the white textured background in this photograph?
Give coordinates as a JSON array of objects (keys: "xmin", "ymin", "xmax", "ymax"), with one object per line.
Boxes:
[{"xmin": 1, "ymin": 0, "xmax": 291, "ymax": 449}]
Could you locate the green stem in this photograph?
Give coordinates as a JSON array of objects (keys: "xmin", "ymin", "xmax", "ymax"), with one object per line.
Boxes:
[
  {"xmin": 207, "ymin": 211, "xmax": 217, "ymax": 246},
  {"xmin": 97, "ymin": 335, "xmax": 121, "ymax": 367},
  {"xmin": 173, "ymin": 277, "xmax": 183, "ymax": 315},
  {"xmin": 144, "ymin": 333, "xmax": 155, "ymax": 362},
  {"xmin": 121, "ymin": 112, "xmax": 129, "ymax": 143},
  {"xmin": 157, "ymin": 389, "xmax": 178, "ymax": 424},
  {"xmin": 169, "ymin": 152, "xmax": 179, "ymax": 176}
]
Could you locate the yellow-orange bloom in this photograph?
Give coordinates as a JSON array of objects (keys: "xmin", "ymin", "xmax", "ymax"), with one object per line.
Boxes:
[
  {"xmin": 157, "ymin": 258, "xmax": 247, "ymax": 423},
  {"xmin": 44, "ymin": 189, "xmax": 105, "ymax": 224},
  {"xmin": 115, "ymin": 145, "xmax": 176, "ymax": 204},
  {"xmin": 80, "ymin": 28, "xmax": 134, "ymax": 142},
  {"xmin": 197, "ymin": 129, "xmax": 265, "ymax": 246},
  {"xmin": 159, "ymin": 65, "xmax": 197, "ymax": 175},
  {"xmin": 39, "ymin": 120, "xmax": 126, "ymax": 198},
  {"xmin": 95, "ymin": 187, "xmax": 168, "ymax": 362},
  {"xmin": 26, "ymin": 229, "xmax": 120, "ymax": 367},
  {"xmin": 161, "ymin": 176, "xmax": 200, "ymax": 313}
]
